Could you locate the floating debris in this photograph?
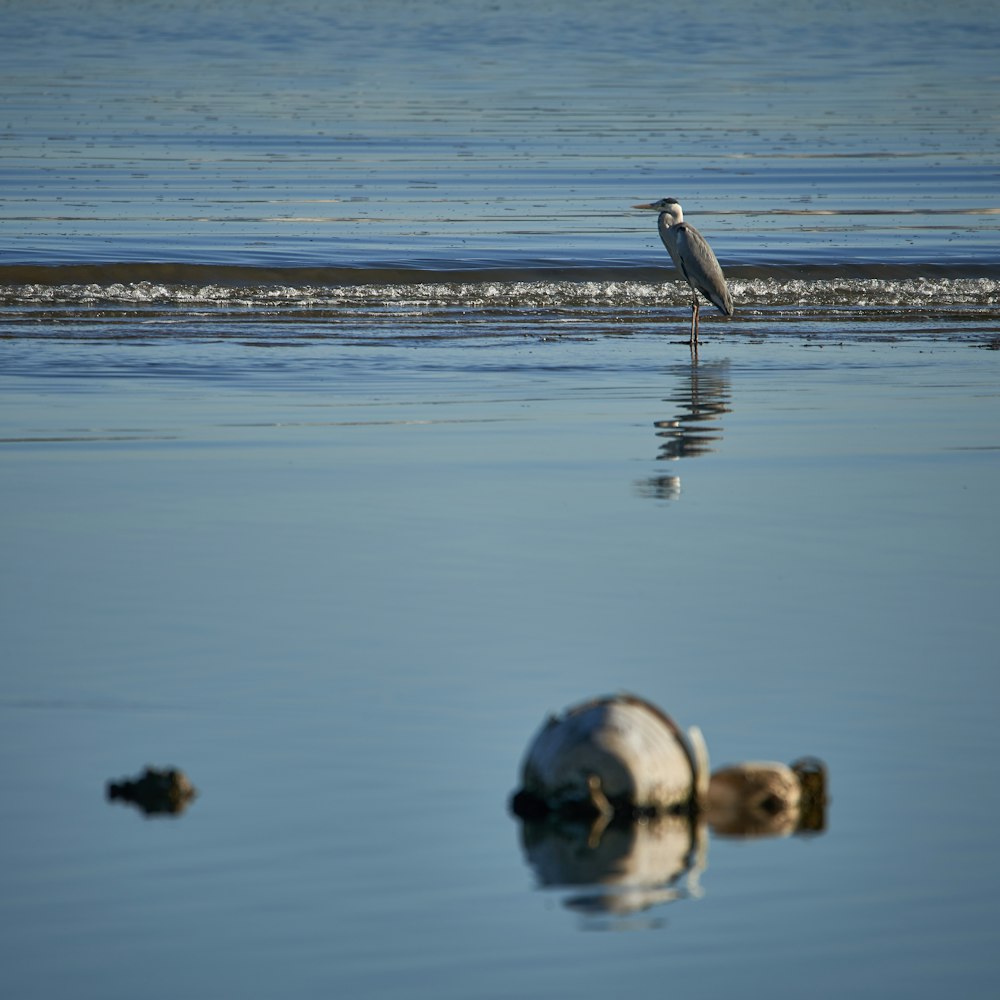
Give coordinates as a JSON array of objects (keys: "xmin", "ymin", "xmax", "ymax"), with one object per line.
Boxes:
[
  {"xmin": 706, "ymin": 757, "xmax": 827, "ymax": 837},
  {"xmin": 510, "ymin": 693, "xmax": 826, "ymax": 837},
  {"xmin": 106, "ymin": 766, "xmax": 197, "ymax": 817},
  {"xmin": 510, "ymin": 694, "xmax": 828, "ymax": 921}
]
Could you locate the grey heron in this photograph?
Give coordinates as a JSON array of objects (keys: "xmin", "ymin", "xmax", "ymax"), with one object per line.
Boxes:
[{"xmin": 634, "ymin": 198, "xmax": 733, "ymax": 351}]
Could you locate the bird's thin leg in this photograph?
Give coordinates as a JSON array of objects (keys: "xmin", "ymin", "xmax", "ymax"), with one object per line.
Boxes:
[{"xmin": 690, "ymin": 297, "xmax": 700, "ymax": 347}]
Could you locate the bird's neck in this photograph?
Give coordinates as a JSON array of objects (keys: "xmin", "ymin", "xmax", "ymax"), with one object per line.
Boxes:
[{"xmin": 658, "ymin": 212, "xmax": 681, "ymax": 239}]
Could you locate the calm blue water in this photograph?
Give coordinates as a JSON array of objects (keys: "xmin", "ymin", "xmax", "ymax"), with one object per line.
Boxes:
[
  {"xmin": 2, "ymin": 0, "xmax": 998, "ymax": 269},
  {"xmin": 2, "ymin": 2, "xmax": 1000, "ymax": 998}
]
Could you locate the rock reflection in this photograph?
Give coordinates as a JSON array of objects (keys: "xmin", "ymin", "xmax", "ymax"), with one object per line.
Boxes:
[
  {"xmin": 636, "ymin": 361, "xmax": 732, "ymax": 501},
  {"xmin": 515, "ymin": 778, "xmax": 825, "ymax": 928},
  {"xmin": 518, "ymin": 814, "xmax": 707, "ymax": 928}
]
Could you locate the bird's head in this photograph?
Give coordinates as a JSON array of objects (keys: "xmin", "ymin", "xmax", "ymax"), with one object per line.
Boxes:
[{"xmin": 633, "ymin": 198, "xmax": 683, "ymax": 224}]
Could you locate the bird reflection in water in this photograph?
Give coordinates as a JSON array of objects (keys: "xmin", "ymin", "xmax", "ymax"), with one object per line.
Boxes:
[{"xmin": 636, "ymin": 361, "xmax": 732, "ymax": 502}]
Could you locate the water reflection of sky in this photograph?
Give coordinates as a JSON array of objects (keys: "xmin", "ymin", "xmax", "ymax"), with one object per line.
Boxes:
[
  {"xmin": 2, "ymin": 1, "xmax": 1000, "ymax": 997},
  {"xmin": 2, "ymin": 0, "xmax": 997, "ymax": 264},
  {"xmin": 3, "ymin": 326, "xmax": 999, "ymax": 999}
]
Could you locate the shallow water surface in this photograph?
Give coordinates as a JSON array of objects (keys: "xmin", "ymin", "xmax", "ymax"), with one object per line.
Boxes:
[
  {"xmin": 2, "ymin": 0, "xmax": 1000, "ymax": 997},
  {"xmin": 3, "ymin": 315, "xmax": 999, "ymax": 998},
  {"xmin": 2, "ymin": 0, "xmax": 999, "ymax": 268}
]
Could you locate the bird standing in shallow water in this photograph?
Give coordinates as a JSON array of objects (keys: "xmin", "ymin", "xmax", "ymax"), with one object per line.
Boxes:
[{"xmin": 634, "ymin": 198, "xmax": 733, "ymax": 354}]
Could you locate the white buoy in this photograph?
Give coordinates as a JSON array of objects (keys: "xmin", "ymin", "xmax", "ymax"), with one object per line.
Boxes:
[{"xmin": 513, "ymin": 694, "xmax": 703, "ymax": 820}]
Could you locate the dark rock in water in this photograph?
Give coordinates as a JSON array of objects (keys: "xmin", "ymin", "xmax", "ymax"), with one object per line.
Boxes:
[{"xmin": 106, "ymin": 766, "xmax": 197, "ymax": 816}]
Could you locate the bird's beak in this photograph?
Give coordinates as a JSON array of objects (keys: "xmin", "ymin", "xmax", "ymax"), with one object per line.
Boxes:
[{"xmin": 632, "ymin": 202, "xmax": 657, "ymax": 210}]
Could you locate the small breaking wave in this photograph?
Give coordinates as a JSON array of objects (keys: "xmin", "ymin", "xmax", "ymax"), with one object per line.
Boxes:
[
  {"xmin": 2, "ymin": 261, "xmax": 997, "ymax": 348},
  {"xmin": 3, "ymin": 276, "xmax": 997, "ymax": 311}
]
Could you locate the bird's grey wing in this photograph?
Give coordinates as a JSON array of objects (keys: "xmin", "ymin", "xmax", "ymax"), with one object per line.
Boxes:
[{"xmin": 676, "ymin": 224, "xmax": 734, "ymax": 317}]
